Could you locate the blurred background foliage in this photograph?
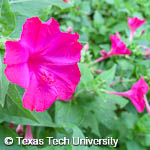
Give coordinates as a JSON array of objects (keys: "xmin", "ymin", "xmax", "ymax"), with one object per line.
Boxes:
[{"xmin": 1, "ymin": 0, "xmax": 150, "ymax": 149}]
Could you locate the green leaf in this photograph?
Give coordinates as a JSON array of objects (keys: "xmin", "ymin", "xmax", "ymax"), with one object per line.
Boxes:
[
  {"xmin": 0, "ymin": 0, "xmax": 15, "ymax": 36},
  {"xmin": 10, "ymin": 14, "xmax": 28, "ymax": 38},
  {"xmin": 96, "ymin": 64, "xmax": 117, "ymax": 85},
  {"xmin": 94, "ymin": 11, "xmax": 104, "ymax": 26},
  {"xmin": 137, "ymin": 114, "xmax": 150, "ymax": 134},
  {"xmin": 10, "ymin": 0, "xmax": 72, "ymax": 37},
  {"xmin": 55, "ymin": 100, "xmax": 84, "ymax": 126},
  {"xmin": 61, "ymin": 123, "xmax": 88, "ymax": 150},
  {"xmin": 0, "ymin": 125, "xmax": 25, "ymax": 150},
  {"xmin": 126, "ymin": 141, "xmax": 146, "ymax": 150},
  {"xmin": 78, "ymin": 63, "xmax": 94, "ymax": 89},
  {"xmin": 0, "ymin": 52, "xmax": 9, "ymax": 107},
  {"xmin": 10, "ymin": 0, "xmax": 72, "ymax": 17},
  {"xmin": 88, "ymin": 96, "xmax": 128, "ymax": 130}
]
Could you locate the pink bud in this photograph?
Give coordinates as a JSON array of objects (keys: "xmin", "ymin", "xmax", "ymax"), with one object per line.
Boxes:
[
  {"xmin": 110, "ymin": 81, "xmax": 114, "ymax": 87},
  {"xmin": 9, "ymin": 123, "xmax": 14, "ymax": 129},
  {"xmin": 100, "ymin": 50, "xmax": 108, "ymax": 57},
  {"xmin": 67, "ymin": 27, "xmax": 73, "ymax": 33},
  {"xmin": 115, "ymin": 32, "xmax": 121, "ymax": 39},
  {"xmin": 96, "ymin": 69, "xmax": 104, "ymax": 74},
  {"xmin": 120, "ymin": 77, "xmax": 123, "ymax": 83},
  {"xmin": 16, "ymin": 124, "xmax": 24, "ymax": 136},
  {"xmin": 141, "ymin": 29, "xmax": 145, "ymax": 35},
  {"xmin": 141, "ymin": 46, "xmax": 150, "ymax": 56},
  {"xmin": 84, "ymin": 42, "xmax": 89, "ymax": 51},
  {"xmin": 62, "ymin": 0, "xmax": 68, "ymax": 3},
  {"xmin": 141, "ymin": 45, "xmax": 150, "ymax": 51},
  {"xmin": 24, "ymin": 125, "xmax": 33, "ymax": 139},
  {"xmin": 23, "ymin": 125, "xmax": 33, "ymax": 145}
]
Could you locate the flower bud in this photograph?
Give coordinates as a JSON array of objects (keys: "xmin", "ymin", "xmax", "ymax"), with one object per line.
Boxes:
[
  {"xmin": 16, "ymin": 124, "xmax": 24, "ymax": 136},
  {"xmin": 67, "ymin": 27, "xmax": 73, "ymax": 33}
]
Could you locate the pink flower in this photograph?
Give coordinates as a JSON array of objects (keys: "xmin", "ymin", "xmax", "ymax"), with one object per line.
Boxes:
[
  {"xmin": 67, "ymin": 27, "xmax": 73, "ymax": 33},
  {"xmin": 4, "ymin": 17, "xmax": 83, "ymax": 112},
  {"xmin": 127, "ymin": 17, "xmax": 146, "ymax": 41},
  {"xmin": 62, "ymin": 0, "xmax": 68, "ymax": 3},
  {"xmin": 110, "ymin": 81, "xmax": 115, "ymax": 88},
  {"xmin": 84, "ymin": 42, "xmax": 89, "ymax": 51},
  {"xmin": 16, "ymin": 124, "xmax": 24, "ymax": 136},
  {"xmin": 105, "ymin": 77, "xmax": 150, "ymax": 114},
  {"xmin": 8, "ymin": 123, "xmax": 14, "ymax": 129},
  {"xmin": 95, "ymin": 35, "xmax": 132, "ymax": 63},
  {"xmin": 96, "ymin": 69, "xmax": 104, "ymax": 74},
  {"xmin": 100, "ymin": 50, "xmax": 108, "ymax": 57},
  {"xmin": 141, "ymin": 45, "xmax": 150, "ymax": 56},
  {"xmin": 115, "ymin": 32, "xmax": 121, "ymax": 39},
  {"xmin": 23, "ymin": 125, "xmax": 33, "ymax": 145}
]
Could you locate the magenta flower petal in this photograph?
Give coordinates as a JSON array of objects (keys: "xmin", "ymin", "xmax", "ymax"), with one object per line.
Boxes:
[
  {"xmin": 128, "ymin": 17, "xmax": 146, "ymax": 33},
  {"xmin": 131, "ymin": 77, "xmax": 149, "ymax": 94},
  {"xmin": 109, "ymin": 35, "xmax": 132, "ymax": 55},
  {"xmin": 48, "ymin": 64, "xmax": 81, "ymax": 100},
  {"xmin": 4, "ymin": 41, "xmax": 29, "ymax": 65},
  {"xmin": 42, "ymin": 32, "xmax": 82, "ymax": 65},
  {"xmin": 4, "ymin": 63, "xmax": 30, "ymax": 88},
  {"xmin": 4, "ymin": 17, "xmax": 82, "ymax": 112},
  {"xmin": 22, "ymin": 73, "xmax": 57, "ymax": 112},
  {"xmin": 127, "ymin": 17, "xmax": 146, "ymax": 41},
  {"xmin": 62, "ymin": 0, "xmax": 68, "ymax": 3},
  {"xmin": 21, "ymin": 17, "xmax": 61, "ymax": 53}
]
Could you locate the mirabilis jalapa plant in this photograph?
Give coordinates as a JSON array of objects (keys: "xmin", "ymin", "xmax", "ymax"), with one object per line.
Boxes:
[{"xmin": 2, "ymin": 5, "xmax": 150, "ymax": 117}]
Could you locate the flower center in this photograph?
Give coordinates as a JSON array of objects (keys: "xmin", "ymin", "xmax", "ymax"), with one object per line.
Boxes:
[{"xmin": 39, "ymin": 72, "xmax": 55, "ymax": 86}]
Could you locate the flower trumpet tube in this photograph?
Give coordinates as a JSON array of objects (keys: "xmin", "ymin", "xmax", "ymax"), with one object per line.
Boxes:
[
  {"xmin": 25, "ymin": 125, "xmax": 33, "ymax": 139},
  {"xmin": 95, "ymin": 35, "xmax": 132, "ymax": 63},
  {"xmin": 105, "ymin": 77, "xmax": 150, "ymax": 115}
]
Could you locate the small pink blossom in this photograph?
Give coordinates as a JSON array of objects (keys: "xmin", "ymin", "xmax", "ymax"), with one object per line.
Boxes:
[
  {"xmin": 105, "ymin": 77, "xmax": 150, "ymax": 114},
  {"xmin": 141, "ymin": 45, "xmax": 150, "ymax": 56},
  {"xmin": 62, "ymin": 0, "xmax": 68, "ymax": 3},
  {"xmin": 110, "ymin": 81, "xmax": 115, "ymax": 87},
  {"xmin": 8, "ymin": 123, "xmax": 14, "ymax": 129},
  {"xmin": 100, "ymin": 50, "xmax": 108, "ymax": 57},
  {"xmin": 67, "ymin": 27, "xmax": 73, "ymax": 33},
  {"xmin": 115, "ymin": 32, "xmax": 121, "ymax": 39},
  {"xmin": 4, "ymin": 17, "xmax": 83, "ymax": 112},
  {"xmin": 16, "ymin": 124, "xmax": 24, "ymax": 136},
  {"xmin": 141, "ymin": 29, "xmax": 145, "ymax": 35},
  {"xmin": 23, "ymin": 125, "xmax": 33, "ymax": 145},
  {"xmin": 96, "ymin": 69, "xmax": 104, "ymax": 74},
  {"xmin": 127, "ymin": 17, "xmax": 146, "ymax": 41},
  {"xmin": 84, "ymin": 42, "xmax": 89, "ymax": 51},
  {"xmin": 95, "ymin": 35, "xmax": 132, "ymax": 63}
]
